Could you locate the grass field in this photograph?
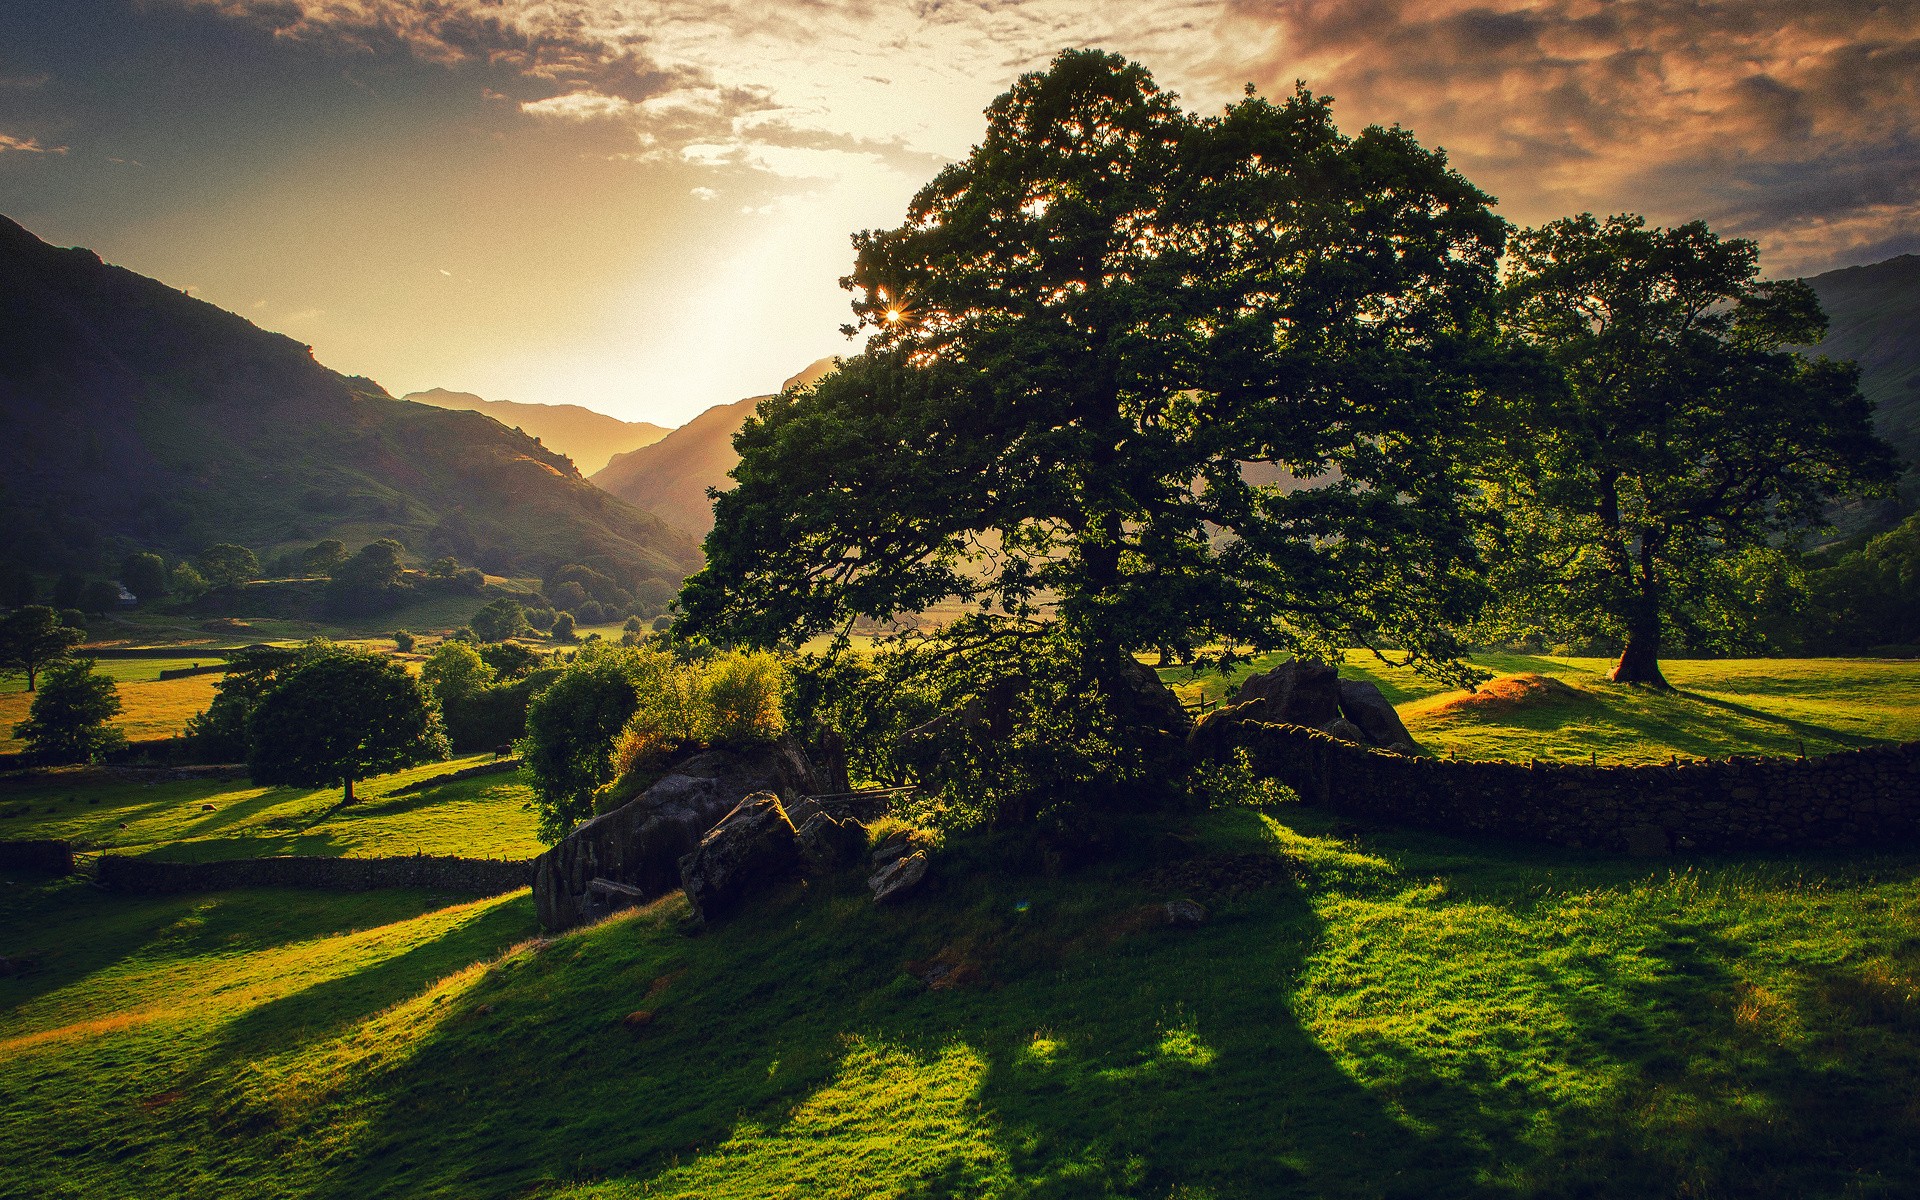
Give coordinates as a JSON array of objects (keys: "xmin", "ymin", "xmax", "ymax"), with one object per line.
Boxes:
[
  {"xmin": 0, "ymin": 674, "xmax": 221, "ymax": 755},
  {"xmin": 3, "ymin": 806, "xmax": 1917, "ymax": 1198},
  {"xmin": 1163, "ymin": 652, "xmax": 1920, "ymax": 764},
  {"xmin": 0, "ymin": 754, "xmax": 543, "ymax": 862}
]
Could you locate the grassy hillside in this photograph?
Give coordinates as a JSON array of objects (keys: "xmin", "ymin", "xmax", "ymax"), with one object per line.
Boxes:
[
  {"xmin": 403, "ymin": 388, "xmax": 668, "ymax": 475},
  {"xmin": 4, "ymin": 805, "xmax": 1918, "ymax": 1198},
  {"xmin": 1164, "ymin": 653, "xmax": 1920, "ymax": 764},
  {"xmin": 0, "ymin": 215, "xmax": 699, "ymax": 588},
  {"xmin": 1808, "ymin": 253, "xmax": 1920, "ymax": 489},
  {"xmin": 592, "ymin": 358, "xmax": 835, "ymax": 537},
  {"xmin": 0, "ymin": 753, "xmax": 542, "ymax": 861}
]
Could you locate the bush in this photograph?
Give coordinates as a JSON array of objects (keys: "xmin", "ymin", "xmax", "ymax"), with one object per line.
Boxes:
[
  {"xmin": 519, "ymin": 646, "xmax": 647, "ymax": 838},
  {"xmin": 393, "ymin": 629, "xmax": 416, "ymax": 653},
  {"xmin": 1187, "ymin": 747, "xmax": 1298, "ymax": 809},
  {"xmin": 471, "ymin": 598, "xmax": 529, "ymax": 642},
  {"xmin": 550, "ymin": 612, "xmax": 577, "ymax": 642},
  {"xmin": 13, "ymin": 659, "xmax": 126, "ymax": 764}
]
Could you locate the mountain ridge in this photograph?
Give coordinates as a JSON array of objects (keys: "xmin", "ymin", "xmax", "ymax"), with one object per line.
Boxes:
[
  {"xmin": 0, "ymin": 215, "xmax": 700, "ymax": 590},
  {"xmin": 401, "ymin": 387, "xmax": 668, "ymax": 475}
]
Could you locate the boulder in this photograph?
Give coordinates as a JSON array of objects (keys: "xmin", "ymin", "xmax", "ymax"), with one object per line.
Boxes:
[
  {"xmin": 1164, "ymin": 898, "xmax": 1208, "ymax": 926},
  {"xmin": 795, "ymin": 811, "xmax": 866, "ymax": 875},
  {"xmin": 1322, "ymin": 716, "xmax": 1367, "ymax": 745},
  {"xmin": 678, "ymin": 792, "xmax": 801, "ymax": 922},
  {"xmin": 1337, "ymin": 679, "xmax": 1418, "ymax": 751},
  {"xmin": 869, "ymin": 850, "xmax": 929, "ymax": 904},
  {"xmin": 1235, "ymin": 658, "xmax": 1341, "ymax": 728},
  {"xmin": 532, "ymin": 739, "xmax": 821, "ymax": 932}
]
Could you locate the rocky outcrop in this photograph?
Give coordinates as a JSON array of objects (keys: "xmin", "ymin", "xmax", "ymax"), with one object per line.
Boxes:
[
  {"xmin": 533, "ymin": 739, "xmax": 821, "ymax": 931},
  {"xmin": 1230, "ymin": 658, "xmax": 1419, "ymax": 752},
  {"xmin": 870, "ymin": 850, "xmax": 929, "ymax": 903},
  {"xmin": 678, "ymin": 792, "xmax": 801, "ymax": 922},
  {"xmin": 1337, "ymin": 679, "xmax": 1417, "ymax": 751},
  {"xmin": 795, "ymin": 810, "xmax": 866, "ymax": 875}
]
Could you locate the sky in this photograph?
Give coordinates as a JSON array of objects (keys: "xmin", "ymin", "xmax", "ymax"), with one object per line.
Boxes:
[{"xmin": 2, "ymin": 0, "xmax": 1916, "ymax": 428}]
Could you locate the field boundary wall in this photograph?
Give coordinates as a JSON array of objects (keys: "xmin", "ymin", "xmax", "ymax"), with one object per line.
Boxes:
[
  {"xmin": 93, "ymin": 853, "xmax": 531, "ymax": 895},
  {"xmin": 1190, "ymin": 711, "xmax": 1920, "ymax": 854},
  {"xmin": 0, "ymin": 839, "xmax": 76, "ymax": 874}
]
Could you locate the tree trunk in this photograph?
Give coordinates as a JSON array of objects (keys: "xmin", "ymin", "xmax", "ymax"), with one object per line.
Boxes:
[
  {"xmin": 1609, "ymin": 623, "xmax": 1670, "ymax": 688},
  {"xmin": 343, "ymin": 775, "xmax": 357, "ymax": 805}
]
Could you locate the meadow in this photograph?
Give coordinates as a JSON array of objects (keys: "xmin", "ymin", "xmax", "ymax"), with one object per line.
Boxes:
[{"xmin": 2, "ymin": 657, "xmax": 1918, "ymax": 1197}]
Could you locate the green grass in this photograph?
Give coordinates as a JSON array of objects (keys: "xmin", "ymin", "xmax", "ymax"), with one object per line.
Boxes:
[
  {"xmin": 4, "ymin": 808, "xmax": 1918, "ymax": 1197},
  {"xmin": 0, "ymin": 754, "xmax": 543, "ymax": 862},
  {"xmin": 1, "ymin": 674, "xmax": 223, "ymax": 754},
  {"xmin": 1161, "ymin": 652, "xmax": 1920, "ymax": 764}
]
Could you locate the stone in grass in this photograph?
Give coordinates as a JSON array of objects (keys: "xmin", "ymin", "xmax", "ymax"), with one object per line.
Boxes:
[
  {"xmin": 795, "ymin": 811, "xmax": 866, "ymax": 875},
  {"xmin": 870, "ymin": 850, "xmax": 929, "ymax": 904},
  {"xmin": 1164, "ymin": 898, "xmax": 1208, "ymax": 927},
  {"xmin": 622, "ymin": 1009, "xmax": 655, "ymax": 1030},
  {"xmin": 676, "ymin": 791, "xmax": 800, "ymax": 923}
]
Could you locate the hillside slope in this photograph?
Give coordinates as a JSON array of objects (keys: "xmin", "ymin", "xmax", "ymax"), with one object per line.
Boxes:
[
  {"xmin": 592, "ymin": 358, "xmax": 835, "ymax": 537},
  {"xmin": 0, "ymin": 216, "xmax": 699, "ymax": 588},
  {"xmin": 1807, "ymin": 253, "xmax": 1920, "ymax": 480},
  {"xmin": 402, "ymin": 387, "xmax": 667, "ymax": 475}
]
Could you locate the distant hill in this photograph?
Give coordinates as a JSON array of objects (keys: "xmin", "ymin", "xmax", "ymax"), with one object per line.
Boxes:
[
  {"xmin": 591, "ymin": 358, "xmax": 835, "ymax": 537},
  {"xmin": 1807, "ymin": 254, "xmax": 1920, "ymax": 484},
  {"xmin": 401, "ymin": 388, "xmax": 667, "ymax": 475},
  {"xmin": 0, "ymin": 215, "xmax": 700, "ymax": 590}
]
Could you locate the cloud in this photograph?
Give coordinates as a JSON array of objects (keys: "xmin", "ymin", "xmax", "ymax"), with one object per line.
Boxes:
[
  {"xmin": 170, "ymin": 0, "xmax": 1920, "ymax": 273},
  {"xmin": 1211, "ymin": 0, "xmax": 1920, "ymax": 272},
  {"xmin": 0, "ymin": 133, "xmax": 66, "ymax": 154},
  {"xmin": 690, "ymin": 185, "xmax": 718, "ymax": 200}
]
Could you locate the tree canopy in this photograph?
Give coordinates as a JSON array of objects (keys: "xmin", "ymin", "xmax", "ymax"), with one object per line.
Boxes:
[
  {"xmin": 247, "ymin": 645, "xmax": 446, "ymax": 803},
  {"xmin": 13, "ymin": 658, "xmax": 124, "ymax": 764},
  {"xmin": 678, "ymin": 50, "xmax": 1508, "ymax": 686},
  {"xmin": 195, "ymin": 543, "xmax": 260, "ymax": 590},
  {"xmin": 0, "ymin": 605, "xmax": 85, "ymax": 691},
  {"xmin": 1484, "ymin": 214, "xmax": 1896, "ymax": 685}
]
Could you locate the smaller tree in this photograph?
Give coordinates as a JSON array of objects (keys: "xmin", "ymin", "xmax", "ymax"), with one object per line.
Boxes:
[
  {"xmin": 302, "ymin": 539, "xmax": 349, "ymax": 577},
  {"xmin": 121, "ymin": 553, "xmax": 168, "ymax": 602},
  {"xmin": 52, "ymin": 572, "xmax": 83, "ymax": 609},
  {"xmin": 13, "ymin": 659, "xmax": 126, "ymax": 764},
  {"xmin": 79, "ymin": 579, "xmax": 124, "ymax": 614},
  {"xmin": 196, "ymin": 543, "xmax": 261, "ymax": 590},
  {"xmin": 168, "ymin": 562, "xmax": 208, "ymax": 599},
  {"xmin": 247, "ymin": 648, "xmax": 447, "ymax": 803},
  {"xmin": 472, "ymin": 598, "xmax": 530, "ymax": 642},
  {"xmin": 550, "ymin": 611, "xmax": 577, "ymax": 642},
  {"xmin": 0, "ymin": 606, "xmax": 85, "ymax": 691},
  {"xmin": 519, "ymin": 647, "xmax": 644, "ymax": 838}
]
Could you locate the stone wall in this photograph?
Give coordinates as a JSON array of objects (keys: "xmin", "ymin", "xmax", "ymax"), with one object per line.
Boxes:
[
  {"xmin": 94, "ymin": 853, "xmax": 531, "ymax": 895},
  {"xmin": 0, "ymin": 839, "xmax": 75, "ymax": 874},
  {"xmin": 1191, "ymin": 709, "xmax": 1920, "ymax": 853}
]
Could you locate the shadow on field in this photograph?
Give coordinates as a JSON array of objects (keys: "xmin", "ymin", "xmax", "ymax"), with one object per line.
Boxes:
[
  {"xmin": 306, "ymin": 827, "xmax": 1491, "ymax": 1200},
  {"xmin": 1682, "ymin": 691, "xmax": 1881, "ymax": 751}
]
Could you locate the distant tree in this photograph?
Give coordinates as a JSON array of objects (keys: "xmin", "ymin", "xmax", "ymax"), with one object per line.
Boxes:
[
  {"xmin": 453, "ymin": 567, "xmax": 485, "ymax": 594},
  {"xmin": 196, "ymin": 543, "xmax": 261, "ymax": 590},
  {"xmin": 523, "ymin": 606, "xmax": 555, "ymax": 633},
  {"xmin": 392, "ymin": 629, "xmax": 416, "ymax": 653},
  {"xmin": 550, "ymin": 611, "xmax": 577, "ymax": 643},
  {"xmin": 1792, "ymin": 512, "xmax": 1920, "ymax": 653},
  {"xmin": 168, "ymin": 562, "xmax": 208, "ymax": 599},
  {"xmin": 0, "ymin": 606, "xmax": 85, "ymax": 691},
  {"xmin": 651, "ymin": 615, "xmax": 672, "ymax": 633},
  {"xmin": 519, "ymin": 647, "xmax": 644, "ymax": 838},
  {"xmin": 622, "ymin": 615, "xmax": 645, "ymax": 635},
  {"xmin": 478, "ymin": 640, "xmax": 541, "ymax": 679},
  {"xmin": 52, "ymin": 572, "xmax": 83, "ymax": 610},
  {"xmin": 79, "ymin": 579, "xmax": 123, "ymax": 614},
  {"xmin": 1486, "ymin": 214, "xmax": 1898, "ymax": 686},
  {"xmin": 422, "ymin": 640, "xmax": 495, "ymax": 707},
  {"xmin": 58, "ymin": 609, "xmax": 89, "ymax": 633},
  {"xmin": 325, "ymin": 540, "xmax": 409, "ymax": 616},
  {"xmin": 301, "ymin": 539, "xmax": 349, "ymax": 577},
  {"xmin": 470, "ymin": 598, "xmax": 530, "ymax": 642},
  {"xmin": 13, "ymin": 658, "xmax": 125, "ymax": 764},
  {"xmin": 120, "ymin": 552, "xmax": 168, "ymax": 602},
  {"xmin": 184, "ymin": 643, "xmax": 311, "ymax": 761},
  {"xmin": 247, "ymin": 647, "xmax": 447, "ymax": 804},
  {"xmin": 548, "ymin": 580, "xmax": 589, "ymax": 613},
  {"xmin": 427, "ymin": 557, "xmax": 460, "ymax": 579}
]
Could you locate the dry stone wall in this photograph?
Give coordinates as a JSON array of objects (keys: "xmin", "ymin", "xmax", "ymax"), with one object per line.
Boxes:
[
  {"xmin": 94, "ymin": 853, "xmax": 531, "ymax": 895},
  {"xmin": 1191, "ymin": 709, "xmax": 1920, "ymax": 853},
  {"xmin": 0, "ymin": 839, "xmax": 75, "ymax": 874}
]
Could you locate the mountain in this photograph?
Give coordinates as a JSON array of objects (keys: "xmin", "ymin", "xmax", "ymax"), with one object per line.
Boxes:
[
  {"xmin": 0, "ymin": 215, "xmax": 700, "ymax": 590},
  {"xmin": 1807, "ymin": 253, "xmax": 1920, "ymax": 483},
  {"xmin": 591, "ymin": 358, "xmax": 835, "ymax": 537},
  {"xmin": 401, "ymin": 388, "xmax": 668, "ymax": 474}
]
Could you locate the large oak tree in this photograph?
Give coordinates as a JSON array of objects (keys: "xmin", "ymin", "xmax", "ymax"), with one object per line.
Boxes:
[{"xmin": 679, "ymin": 51, "xmax": 1509, "ymax": 688}]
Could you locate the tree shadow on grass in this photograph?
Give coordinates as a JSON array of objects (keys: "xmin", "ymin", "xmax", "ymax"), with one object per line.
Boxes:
[{"xmin": 1678, "ymin": 690, "xmax": 1885, "ymax": 752}]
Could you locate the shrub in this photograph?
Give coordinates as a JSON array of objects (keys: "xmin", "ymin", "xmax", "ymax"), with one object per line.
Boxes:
[
  {"xmin": 393, "ymin": 629, "xmax": 416, "ymax": 653},
  {"xmin": 550, "ymin": 612, "xmax": 577, "ymax": 642},
  {"xmin": 1187, "ymin": 748, "xmax": 1299, "ymax": 809},
  {"xmin": 702, "ymin": 650, "xmax": 787, "ymax": 745},
  {"xmin": 13, "ymin": 659, "xmax": 126, "ymax": 764},
  {"xmin": 519, "ymin": 646, "xmax": 647, "ymax": 838}
]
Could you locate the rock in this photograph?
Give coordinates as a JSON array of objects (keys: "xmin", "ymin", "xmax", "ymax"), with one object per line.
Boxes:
[
  {"xmin": 869, "ymin": 850, "xmax": 929, "ymax": 904},
  {"xmin": 871, "ymin": 830, "xmax": 913, "ymax": 868},
  {"xmin": 622, "ymin": 1009, "xmax": 655, "ymax": 1029},
  {"xmin": 1111, "ymin": 655, "xmax": 1193, "ymax": 739},
  {"xmin": 795, "ymin": 811, "xmax": 866, "ymax": 875},
  {"xmin": 678, "ymin": 792, "xmax": 801, "ymax": 922},
  {"xmin": 533, "ymin": 739, "xmax": 823, "ymax": 932},
  {"xmin": 1164, "ymin": 898, "xmax": 1208, "ymax": 926},
  {"xmin": 1337, "ymin": 679, "xmax": 1418, "ymax": 750},
  {"xmin": 1235, "ymin": 658, "xmax": 1341, "ymax": 728},
  {"xmin": 1321, "ymin": 717, "xmax": 1367, "ymax": 745},
  {"xmin": 1386, "ymin": 740, "xmax": 1418, "ymax": 756}
]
